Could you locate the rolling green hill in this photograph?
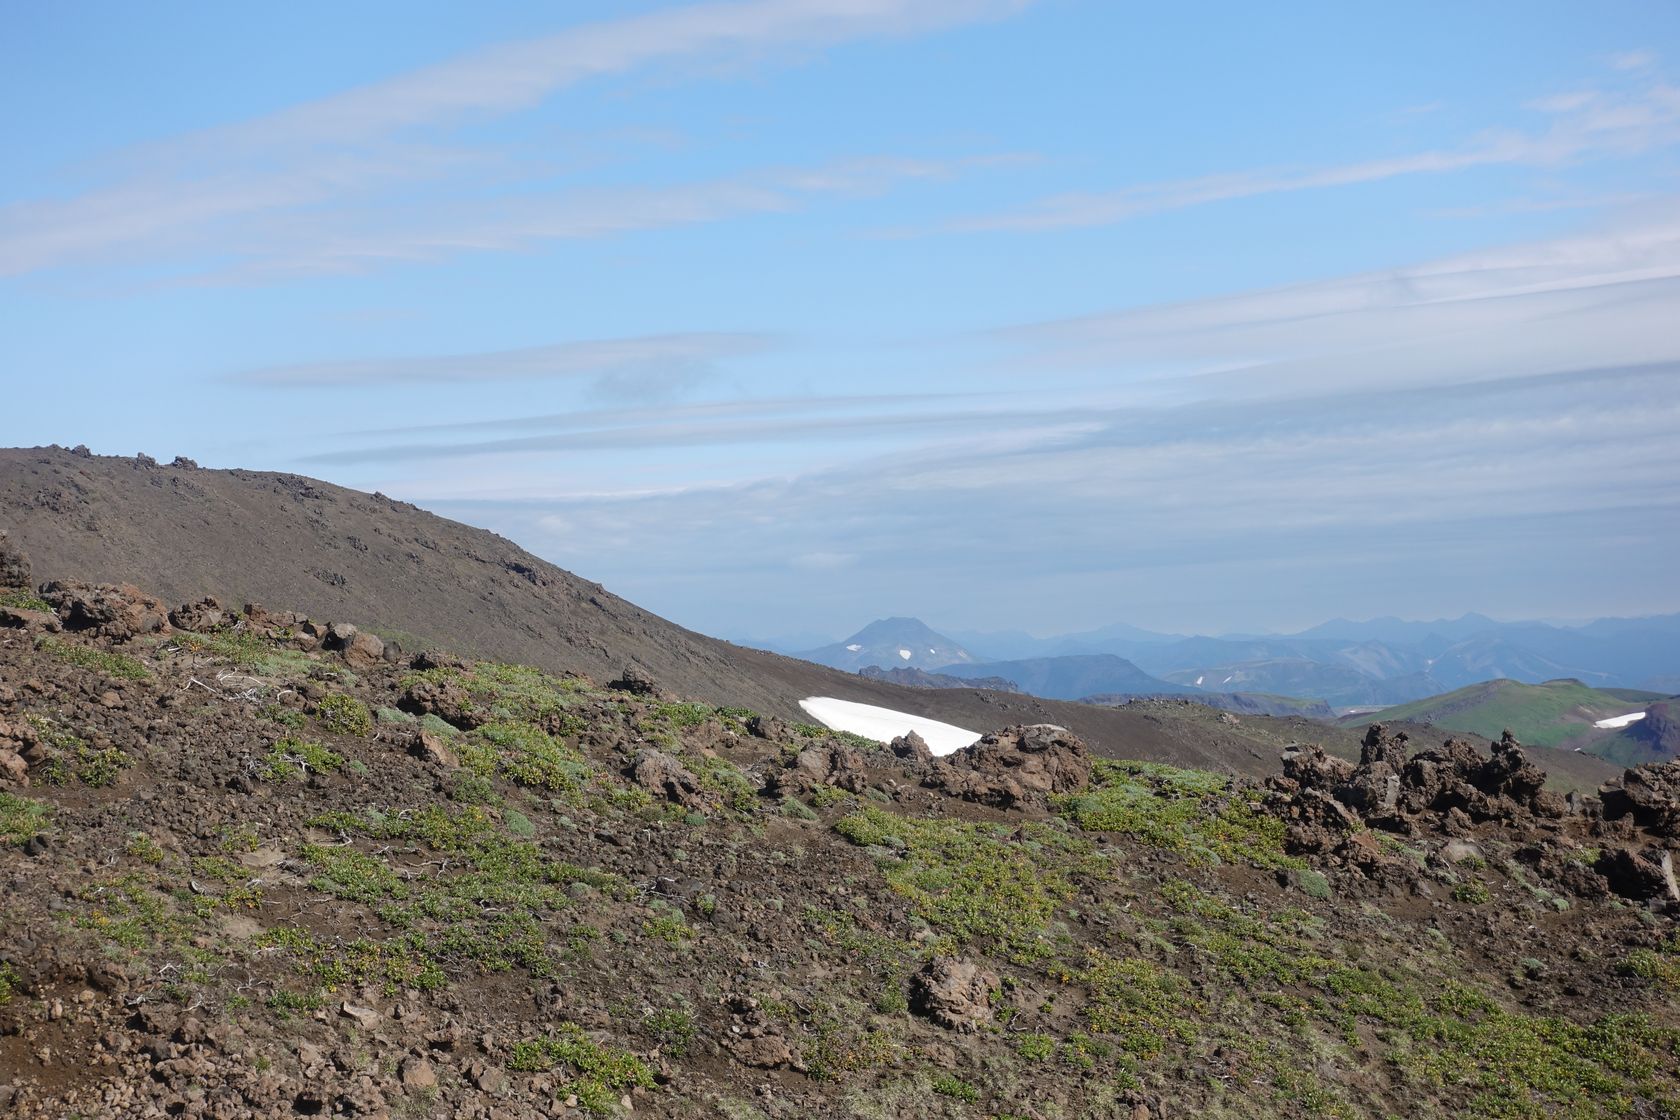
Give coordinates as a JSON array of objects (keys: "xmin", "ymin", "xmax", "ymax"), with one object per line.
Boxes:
[{"xmin": 1347, "ymin": 678, "xmax": 1646, "ymax": 748}]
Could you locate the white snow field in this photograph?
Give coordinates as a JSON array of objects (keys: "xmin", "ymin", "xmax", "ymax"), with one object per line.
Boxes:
[
  {"xmin": 798, "ymin": 697, "xmax": 981, "ymax": 756},
  {"xmin": 1594, "ymin": 711, "xmax": 1648, "ymax": 730}
]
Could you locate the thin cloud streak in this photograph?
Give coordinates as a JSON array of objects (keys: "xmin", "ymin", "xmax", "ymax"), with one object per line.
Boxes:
[
  {"xmin": 230, "ymin": 332, "xmax": 773, "ymax": 387},
  {"xmin": 0, "ymin": 0, "xmax": 1031, "ymax": 277},
  {"xmin": 208, "ymin": 155, "xmax": 987, "ymax": 280},
  {"xmin": 950, "ymin": 75, "xmax": 1680, "ymax": 232}
]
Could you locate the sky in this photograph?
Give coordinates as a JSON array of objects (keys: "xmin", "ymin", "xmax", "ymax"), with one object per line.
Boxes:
[{"xmin": 3, "ymin": 0, "xmax": 1679, "ymax": 641}]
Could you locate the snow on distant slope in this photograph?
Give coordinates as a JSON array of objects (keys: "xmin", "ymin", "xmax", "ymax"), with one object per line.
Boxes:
[
  {"xmin": 798, "ymin": 697, "xmax": 980, "ymax": 756},
  {"xmin": 1594, "ymin": 711, "xmax": 1648, "ymax": 729}
]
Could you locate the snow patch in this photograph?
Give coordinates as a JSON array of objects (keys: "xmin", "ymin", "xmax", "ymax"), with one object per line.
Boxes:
[
  {"xmin": 1221, "ymin": 675, "xmax": 1234, "ymax": 684},
  {"xmin": 798, "ymin": 697, "xmax": 980, "ymax": 756},
  {"xmin": 1595, "ymin": 711, "xmax": 1648, "ymax": 730},
  {"xmin": 845, "ymin": 644, "xmax": 862, "ymax": 652},
  {"xmin": 898, "ymin": 649, "xmax": 912, "ymax": 660},
  {"xmin": 1194, "ymin": 675, "xmax": 1204, "ymax": 686}
]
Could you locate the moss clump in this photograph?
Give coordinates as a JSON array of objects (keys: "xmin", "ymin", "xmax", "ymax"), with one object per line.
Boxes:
[
  {"xmin": 35, "ymin": 636, "xmax": 149, "ymax": 680},
  {"xmin": 293, "ymin": 805, "xmax": 619, "ymax": 983},
  {"xmin": 507, "ymin": 1024, "xmax": 654, "ymax": 1114},
  {"xmin": 834, "ymin": 806, "xmax": 1094, "ymax": 959},
  {"xmin": 1080, "ymin": 950, "xmax": 1196, "ymax": 1059},
  {"xmin": 316, "ymin": 692, "xmax": 372, "ymax": 736},
  {"xmin": 0, "ymin": 792, "xmax": 49, "ymax": 845},
  {"xmin": 1329, "ymin": 973, "xmax": 1680, "ymax": 1118},
  {"xmin": 0, "ymin": 962, "xmax": 21, "ymax": 1005},
  {"xmin": 172, "ymin": 628, "xmax": 312, "ymax": 677},
  {"xmin": 932, "ymin": 1074, "xmax": 980, "ymax": 1102},
  {"xmin": 468, "ymin": 721, "xmax": 591, "ymax": 793},
  {"xmin": 1452, "ymin": 880, "xmax": 1491, "ymax": 905},
  {"xmin": 1056, "ymin": 759, "xmax": 1300, "ymax": 869},
  {"xmin": 1618, "ymin": 937, "xmax": 1680, "ymax": 990},
  {"xmin": 263, "ymin": 737, "xmax": 343, "ymax": 780},
  {"xmin": 27, "ymin": 719, "xmax": 131, "ymax": 787},
  {"xmin": 0, "ymin": 589, "xmax": 51, "ymax": 612},
  {"xmin": 125, "ymin": 833, "xmax": 166, "ymax": 864}
]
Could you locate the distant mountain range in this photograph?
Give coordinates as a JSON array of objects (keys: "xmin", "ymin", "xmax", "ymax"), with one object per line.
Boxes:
[
  {"xmin": 794, "ymin": 616, "xmax": 979, "ymax": 673},
  {"xmin": 763, "ymin": 612, "xmax": 1680, "ymax": 710}
]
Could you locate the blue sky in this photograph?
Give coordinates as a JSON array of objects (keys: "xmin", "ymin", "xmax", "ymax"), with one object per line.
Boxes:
[{"xmin": 3, "ymin": 0, "xmax": 1679, "ymax": 639}]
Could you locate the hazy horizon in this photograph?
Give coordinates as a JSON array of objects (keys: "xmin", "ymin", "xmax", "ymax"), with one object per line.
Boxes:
[{"xmin": 4, "ymin": 2, "xmax": 1678, "ymax": 637}]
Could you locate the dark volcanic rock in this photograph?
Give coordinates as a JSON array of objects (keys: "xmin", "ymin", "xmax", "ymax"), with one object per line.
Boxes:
[
  {"xmin": 609, "ymin": 666, "xmax": 662, "ymax": 697},
  {"xmin": 1601, "ymin": 761, "xmax": 1680, "ymax": 837},
  {"xmin": 0, "ymin": 531, "xmax": 29, "ymax": 590},
  {"xmin": 1595, "ymin": 846, "xmax": 1680, "ymax": 903},
  {"xmin": 168, "ymin": 596, "xmax": 232, "ymax": 633},
  {"xmin": 629, "ymin": 748, "xmax": 708, "ymax": 809},
  {"xmin": 929, "ymin": 723, "xmax": 1092, "ymax": 808},
  {"xmin": 41, "ymin": 580, "xmax": 169, "ymax": 641}
]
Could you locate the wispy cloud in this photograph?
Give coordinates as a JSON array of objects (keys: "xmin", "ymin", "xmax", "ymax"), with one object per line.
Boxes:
[
  {"xmin": 991, "ymin": 208, "xmax": 1680, "ymax": 398},
  {"xmin": 1610, "ymin": 49, "xmax": 1658, "ymax": 72},
  {"xmin": 205, "ymin": 155, "xmax": 987, "ymax": 280},
  {"xmin": 229, "ymin": 331, "xmax": 772, "ymax": 388},
  {"xmin": 426, "ymin": 361, "xmax": 1680, "ymax": 632},
  {"xmin": 948, "ymin": 72, "xmax": 1680, "ymax": 233},
  {"xmin": 0, "ymin": 0, "xmax": 1030, "ymax": 278}
]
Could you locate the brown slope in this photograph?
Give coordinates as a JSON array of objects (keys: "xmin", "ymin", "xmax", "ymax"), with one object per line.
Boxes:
[{"xmin": 1, "ymin": 444, "xmax": 1362, "ymax": 776}]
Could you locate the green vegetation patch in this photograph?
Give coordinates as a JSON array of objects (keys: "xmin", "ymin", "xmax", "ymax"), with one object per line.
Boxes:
[
  {"xmin": 508, "ymin": 1024, "xmax": 654, "ymax": 1114},
  {"xmin": 170, "ymin": 628, "xmax": 313, "ymax": 677},
  {"xmin": 0, "ymin": 589, "xmax": 52, "ymax": 612},
  {"xmin": 1080, "ymin": 950, "xmax": 1197, "ymax": 1059},
  {"xmin": 315, "ymin": 692, "xmax": 372, "ymax": 736},
  {"xmin": 466, "ymin": 720, "xmax": 592, "ymax": 793},
  {"xmin": 262, "ymin": 736, "xmax": 343, "ymax": 780},
  {"xmin": 1331, "ymin": 972, "xmax": 1680, "ymax": 1118},
  {"xmin": 1056, "ymin": 759, "xmax": 1300, "ymax": 869},
  {"xmin": 1618, "ymin": 934, "xmax": 1680, "ymax": 991},
  {"xmin": 35, "ymin": 635, "xmax": 149, "ymax": 680},
  {"xmin": 0, "ymin": 792, "xmax": 49, "ymax": 845},
  {"xmin": 284, "ymin": 805, "xmax": 622, "ymax": 989},
  {"xmin": 1360, "ymin": 679, "xmax": 1638, "ymax": 748},
  {"xmin": 28, "ymin": 716, "xmax": 131, "ymax": 787},
  {"xmin": 405, "ymin": 660, "xmax": 594, "ymax": 725},
  {"xmin": 834, "ymin": 805, "xmax": 1095, "ymax": 959}
]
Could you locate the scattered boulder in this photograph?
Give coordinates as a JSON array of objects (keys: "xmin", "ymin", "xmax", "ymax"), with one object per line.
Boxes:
[
  {"xmin": 409, "ymin": 729, "xmax": 457, "ymax": 768},
  {"xmin": 398, "ymin": 1057, "xmax": 437, "ymax": 1093},
  {"xmin": 40, "ymin": 580, "xmax": 170, "ymax": 641},
  {"xmin": 1595, "ymin": 846, "xmax": 1680, "ymax": 903},
  {"xmin": 0, "ymin": 532, "xmax": 29, "ymax": 590},
  {"xmin": 323, "ymin": 621, "xmax": 385, "ymax": 668},
  {"xmin": 609, "ymin": 666, "xmax": 662, "ymax": 697},
  {"xmin": 746, "ymin": 714, "xmax": 790, "ymax": 741},
  {"xmin": 1275, "ymin": 725, "xmax": 1563, "ymax": 843},
  {"xmin": 910, "ymin": 957, "xmax": 998, "ymax": 1033},
  {"xmin": 889, "ymin": 730, "xmax": 933, "ymax": 768},
  {"xmin": 928, "ymin": 724, "xmax": 1091, "ymax": 808},
  {"xmin": 0, "ymin": 606, "xmax": 60, "ymax": 634},
  {"xmin": 399, "ymin": 678, "xmax": 481, "ymax": 730},
  {"xmin": 768, "ymin": 741, "xmax": 870, "ymax": 796},
  {"xmin": 168, "ymin": 597, "xmax": 232, "ymax": 633},
  {"xmin": 1601, "ymin": 762, "xmax": 1680, "ymax": 838},
  {"xmin": 629, "ymin": 749, "xmax": 708, "ymax": 809}
]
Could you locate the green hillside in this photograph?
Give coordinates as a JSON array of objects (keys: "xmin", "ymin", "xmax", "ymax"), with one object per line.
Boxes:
[{"xmin": 1349, "ymin": 678, "xmax": 1645, "ymax": 748}]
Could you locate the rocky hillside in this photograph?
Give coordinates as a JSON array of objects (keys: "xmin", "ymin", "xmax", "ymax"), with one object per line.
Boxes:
[
  {"xmin": 1, "ymin": 571, "xmax": 1678, "ymax": 1118},
  {"xmin": 0, "ymin": 446, "xmax": 1388, "ymax": 779}
]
